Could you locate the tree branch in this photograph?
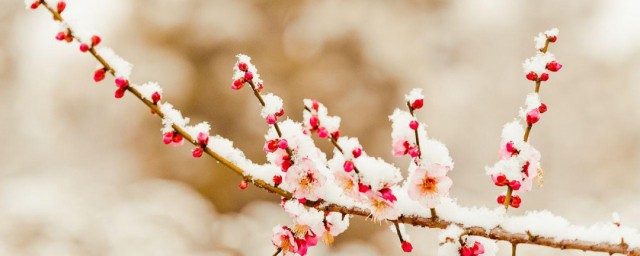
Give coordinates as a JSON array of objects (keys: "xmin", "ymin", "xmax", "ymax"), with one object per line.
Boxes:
[{"xmin": 32, "ymin": 2, "xmax": 640, "ymax": 255}]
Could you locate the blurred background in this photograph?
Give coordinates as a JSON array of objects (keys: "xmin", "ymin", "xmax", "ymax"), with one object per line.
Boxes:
[{"xmin": 1, "ymin": 0, "xmax": 639, "ymax": 255}]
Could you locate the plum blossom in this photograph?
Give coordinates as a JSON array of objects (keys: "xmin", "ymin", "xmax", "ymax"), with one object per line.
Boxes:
[
  {"xmin": 407, "ymin": 163, "xmax": 453, "ymax": 208},
  {"xmin": 272, "ymin": 226, "xmax": 298, "ymax": 255},
  {"xmin": 438, "ymin": 226, "xmax": 498, "ymax": 256},
  {"xmin": 285, "ymin": 158, "xmax": 326, "ymax": 201}
]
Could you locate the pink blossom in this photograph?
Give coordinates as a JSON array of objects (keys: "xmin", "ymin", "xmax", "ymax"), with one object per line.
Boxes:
[
  {"xmin": 367, "ymin": 193, "xmax": 400, "ymax": 221},
  {"xmin": 285, "ymin": 158, "xmax": 326, "ymax": 201},
  {"xmin": 334, "ymin": 171, "xmax": 360, "ymax": 199},
  {"xmin": 407, "ymin": 164, "xmax": 452, "ymax": 208},
  {"xmin": 392, "ymin": 139, "xmax": 410, "ymax": 157},
  {"xmin": 272, "ymin": 226, "xmax": 298, "ymax": 255}
]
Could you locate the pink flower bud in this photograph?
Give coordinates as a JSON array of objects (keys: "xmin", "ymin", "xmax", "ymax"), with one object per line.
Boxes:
[
  {"xmin": 546, "ymin": 61, "xmax": 562, "ymax": 72},
  {"xmin": 264, "ymin": 140, "xmax": 278, "ymax": 153},
  {"xmin": 273, "ymin": 175, "xmax": 282, "ymax": 186},
  {"xmin": 94, "ymin": 68, "xmax": 106, "ymax": 82},
  {"xmin": 460, "ymin": 247, "xmax": 474, "ymax": 256},
  {"xmin": 91, "ymin": 35, "xmax": 101, "ymax": 46},
  {"xmin": 472, "ymin": 242, "xmax": 485, "ymax": 255},
  {"xmin": 197, "ymin": 132, "xmax": 209, "ymax": 145},
  {"xmin": 56, "ymin": 1, "xmax": 66, "ymax": 13},
  {"xmin": 309, "ymin": 116, "xmax": 319, "ymax": 128},
  {"xmin": 538, "ymin": 103, "xmax": 548, "ymax": 113},
  {"xmin": 358, "ymin": 183, "xmax": 370, "ymax": 193},
  {"xmin": 379, "ymin": 188, "xmax": 397, "ymax": 202},
  {"xmin": 239, "ymin": 180, "xmax": 249, "ymax": 190},
  {"xmin": 244, "ymin": 71, "xmax": 253, "ymax": 81},
  {"xmin": 401, "ymin": 241, "xmax": 413, "ymax": 253},
  {"xmin": 30, "ymin": 1, "xmax": 40, "ymax": 9},
  {"xmin": 510, "ymin": 195, "xmax": 522, "ymax": 208},
  {"xmin": 506, "ymin": 141, "xmax": 517, "ymax": 154},
  {"xmin": 266, "ymin": 114, "xmax": 277, "ymax": 124},
  {"xmin": 526, "ymin": 109, "xmax": 541, "ymax": 125},
  {"xmin": 79, "ymin": 43, "xmax": 89, "ymax": 52},
  {"xmin": 539, "ymin": 73, "xmax": 549, "ymax": 81},
  {"xmin": 278, "ymin": 139, "xmax": 288, "ymax": 149},
  {"xmin": 343, "ymin": 160, "xmax": 354, "ymax": 172},
  {"xmin": 408, "ymin": 146, "xmax": 420, "ymax": 158},
  {"xmin": 173, "ymin": 133, "xmax": 183, "ymax": 144},
  {"xmin": 163, "ymin": 132, "xmax": 173, "ymax": 144},
  {"xmin": 409, "ymin": 120, "xmax": 419, "ymax": 130},
  {"xmin": 317, "ymin": 127, "xmax": 328, "ymax": 138},
  {"xmin": 115, "ymin": 77, "xmax": 129, "ymax": 88},
  {"xmin": 238, "ymin": 62, "xmax": 248, "ymax": 72},
  {"xmin": 330, "ymin": 130, "xmax": 340, "ymax": 139},
  {"xmin": 497, "ymin": 195, "xmax": 506, "ymax": 204},
  {"xmin": 411, "ymin": 99, "xmax": 424, "ymax": 110},
  {"xmin": 509, "ymin": 180, "xmax": 521, "ymax": 190},
  {"xmin": 276, "ymin": 108, "xmax": 285, "ymax": 117},
  {"xmin": 152, "ymin": 92, "xmax": 161, "ymax": 104},
  {"xmin": 55, "ymin": 32, "xmax": 66, "ymax": 41},
  {"xmin": 525, "ymin": 72, "xmax": 538, "ymax": 81},
  {"xmin": 232, "ymin": 78, "xmax": 245, "ymax": 90},
  {"xmin": 281, "ymin": 159, "xmax": 293, "ymax": 172},
  {"xmin": 352, "ymin": 148, "xmax": 362, "ymax": 158},
  {"xmin": 298, "ymin": 198, "xmax": 307, "ymax": 204},
  {"xmin": 114, "ymin": 87, "xmax": 126, "ymax": 99},
  {"xmin": 312, "ymin": 100, "xmax": 319, "ymax": 111},
  {"xmin": 192, "ymin": 147, "xmax": 204, "ymax": 158},
  {"xmin": 494, "ymin": 174, "xmax": 508, "ymax": 186}
]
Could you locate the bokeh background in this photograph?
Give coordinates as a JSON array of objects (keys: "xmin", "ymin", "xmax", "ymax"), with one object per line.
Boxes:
[{"xmin": 1, "ymin": 0, "xmax": 639, "ymax": 255}]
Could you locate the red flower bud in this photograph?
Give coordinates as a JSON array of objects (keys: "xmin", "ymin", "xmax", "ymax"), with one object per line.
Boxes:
[
  {"xmin": 55, "ymin": 31, "xmax": 66, "ymax": 41},
  {"xmin": 114, "ymin": 87, "xmax": 126, "ymax": 98},
  {"xmin": 115, "ymin": 77, "xmax": 129, "ymax": 88},
  {"xmin": 309, "ymin": 116, "xmax": 319, "ymax": 128},
  {"xmin": 244, "ymin": 71, "xmax": 253, "ymax": 81},
  {"xmin": 401, "ymin": 241, "xmax": 413, "ymax": 253},
  {"xmin": 411, "ymin": 99, "xmax": 424, "ymax": 110},
  {"xmin": 509, "ymin": 180, "xmax": 521, "ymax": 190},
  {"xmin": 152, "ymin": 92, "xmax": 161, "ymax": 104},
  {"xmin": 281, "ymin": 159, "xmax": 293, "ymax": 172},
  {"xmin": 494, "ymin": 174, "xmax": 508, "ymax": 186},
  {"xmin": 276, "ymin": 108, "xmax": 285, "ymax": 117},
  {"xmin": 538, "ymin": 103, "xmax": 548, "ymax": 113},
  {"xmin": 91, "ymin": 35, "xmax": 101, "ymax": 46},
  {"xmin": 526, "ymin": 109, "xmax": 541, "ymax": 125},
  {"xmin": 266, "ymin": 114, "xmax": 277, "ymax": 124},
  {"xmin": 510, "ymin": 195, "xmax": 522, "ymax": 208},
  {"xmin": 192, "ymin": 147, "xmax": 204, "ymax": 158},
  {"xmin": 497, "ymin": 195, "xmax": 506, "ymax": 204},
  {"xmin": 264, "ymin": 140, "xmax": 278, "ymax": 153},
  {"xmin": 232, "ymin": 78, "xmax": 245, "ymax": 90},
  {"xmin": 298, "ymin": 198, "xmax": 307, "ymax": 204},
  {"xmin": 56, "ymin": 1, "xmax": 66, "ymax": 13},
  {"xmin": 548, "ymin": 35, "xmax": 557, "ymax": 43},
  {"xmin": 239, "ymin": 180, "xmax": 249, "ymax": 190},
  {"xmin": 358, "ymin": 183, "xmax": 371, "ymax": 193},
  {"xmin": 343, "ymin": 160, "xmax": 354, "ymax": 172},
  {"xmin": 525, "ymin": 72, "xmax": 538, "ymax": 81},
  {"xmin": 273, "ymin": 175, "xmax": 282, "ymax": 186},
  {"xmin": 94, "ymin": 68, "xmax": 106, "ymax": 82},
  {"xmin": 317, "ymin": 127, "xmax": 328, "ymax": 138},
  {"xmin": 506, "ymin": 141, "xmax": 517, "ymax": 154},
  {"xmin": 546, "ymin": 61, "xmax": 562, "ymax": 72},
  {"xmin": 163, "ymin": 132, "xmax": 173, "ymax": 144},
  {"xmin": 352, "ymin": 148, "xmax": 362, "ymax": 158},
  {"xmin": 312, "ymin": 100, "xmax": 319, "ymax": 111},
  {"xmin": 539, "ymin": 73, "xmax": 549, "ymax": 81},
  {"xmin": 238, "ymin": 62, "xmax": 248, "ymax": 72},
  {"xmin": 278, "ymin": 139, "xmax": 288, "ymax": 149},
  {"xmin": 408, "ymin": 146, "xmax": 420, "ymax": 158},
  {"xmin": 409, "ymin": 120, "xmax": 419, "ymax": 130},
  {"xmin": 330, "ymin": 130, "xmax": 340, "ymax": 139},
  {"xmin": 30, "ymin": 1, "xmax": 40, "ymax": 9},
  {"xmin": 79, "ymin": 43, "xmax": 90, "ymax": 52}
]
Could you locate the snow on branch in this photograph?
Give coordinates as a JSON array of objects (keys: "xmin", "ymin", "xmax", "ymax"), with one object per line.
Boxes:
[{"xmin": 26, "ymin": 1, "xmax": 640, "ymax": 255}]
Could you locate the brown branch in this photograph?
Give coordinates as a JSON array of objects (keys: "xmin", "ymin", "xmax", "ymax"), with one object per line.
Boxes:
[
  {"xmin": 504, "ymin": 38, "xmax": 552, "ymax": 211},
  {"xmin": 32, "ymin": 3, "xmax": 640, "ymax": 255},
  {"xmin": 246, "ymin": 80, "xmax": 294, "ymax": 157}
]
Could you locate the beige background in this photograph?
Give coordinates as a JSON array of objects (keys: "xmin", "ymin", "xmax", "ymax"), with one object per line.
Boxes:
[{"xmin": 0, "ymin": 0, "xmax": 639, "ymax": 255}]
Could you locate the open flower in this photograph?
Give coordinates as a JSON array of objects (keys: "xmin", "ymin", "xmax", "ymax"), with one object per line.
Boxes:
[
  {"xmin": 272, "ymin": 226, "xmax": 298, "ymax": 255},
  {"xmin": 285, "ymin": 158, "xmax": 326, "ymax": 201},
  {"xmin": 407, "ymin": 164, "xmax": 452, "ymax": 208}
]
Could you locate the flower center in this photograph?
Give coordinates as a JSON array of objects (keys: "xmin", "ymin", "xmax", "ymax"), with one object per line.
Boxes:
[{"xmin": 421, "ymin": 176, "xmax": 438, "ymax": 194}]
